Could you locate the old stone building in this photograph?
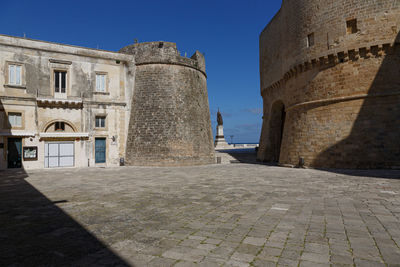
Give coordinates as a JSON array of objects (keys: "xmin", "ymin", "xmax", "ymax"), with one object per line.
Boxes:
[
  {"xmin": 0, "ymin": 35, "xmax": 214, "ymax": 170},
  {"xmin": 258, "ymin": 0, "xmax": 400, "ymax": 169}
]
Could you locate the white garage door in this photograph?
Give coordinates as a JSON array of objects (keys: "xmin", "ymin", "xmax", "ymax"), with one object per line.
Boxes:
[{"xmin": 45, "ymin": 142, "xmax": 74, "ymax": 168}]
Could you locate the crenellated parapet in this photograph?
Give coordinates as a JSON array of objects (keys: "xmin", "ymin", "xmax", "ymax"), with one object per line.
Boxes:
[
  {"xmin": 262, "ymin": 41, "xmax": 399, "ymax": 97},
  {"xmin": 120, "ymin": 42, "xmax": 206, "ymax": 76}
]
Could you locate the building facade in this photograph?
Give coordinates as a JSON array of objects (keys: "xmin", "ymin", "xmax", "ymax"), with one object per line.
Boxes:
[
  {"xmin": 0, "ymin": 35, "xmax": 214, "ymax": 170},
  {"xmin": 258, "ymin": 0, "xmax": 400, "ymax": 169}
]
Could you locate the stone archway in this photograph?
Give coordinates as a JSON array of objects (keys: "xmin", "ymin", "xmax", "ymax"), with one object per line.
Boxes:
[
  {"xmin": 42, "ymin": 119, "xmax": 77, "ymax": 133},
  {"xmin": 268, "ymin": 100, "xmax": 286, "ymax": 163}
]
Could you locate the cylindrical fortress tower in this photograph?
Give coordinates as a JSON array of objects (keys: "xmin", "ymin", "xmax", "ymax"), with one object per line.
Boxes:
[
  {"xmin": 258, "ymin": 0, "xmax": 400, "ymax": 168},
  {"xmin": 120, "ymin": 42, "xmax": 214, "ymax": 166}
]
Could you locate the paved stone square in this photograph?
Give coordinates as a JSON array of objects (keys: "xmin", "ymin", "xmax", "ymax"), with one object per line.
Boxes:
[{"xmin": 1, "ymin": 164, "xmax": 400, "ymax": 266}]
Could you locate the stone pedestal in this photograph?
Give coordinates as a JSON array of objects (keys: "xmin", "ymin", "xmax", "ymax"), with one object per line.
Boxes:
[{"xmin": 214, "ymin": 125, "xmax": 232, "ymax": 149}]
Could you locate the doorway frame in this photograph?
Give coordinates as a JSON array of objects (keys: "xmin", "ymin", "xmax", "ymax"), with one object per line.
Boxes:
[
  {"xmin": 95, "ymin": 137, "xmax": 107, "ymax": 164},
  {"xmin": 7, "ymin": 137, "xmax": 22, "ymax": 169}
]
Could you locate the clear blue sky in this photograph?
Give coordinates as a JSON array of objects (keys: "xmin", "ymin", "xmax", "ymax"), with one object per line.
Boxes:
[{"xmin": 1, "ymin": 0, "xmax": 281, "ymax": 143}]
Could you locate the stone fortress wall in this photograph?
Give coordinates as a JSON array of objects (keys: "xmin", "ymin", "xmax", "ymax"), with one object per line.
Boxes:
[
  {"xmin": 120, "ymin": 42, "xmax": 215, "ymax": 166},
  {"xmin": 258, "ymin": 0, "xmax": 400, "ymax": 168}
]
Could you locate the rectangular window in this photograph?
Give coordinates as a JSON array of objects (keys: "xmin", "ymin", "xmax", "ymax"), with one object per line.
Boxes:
[
  {"xmin": 8, "ymin": 64, "xmax": 22, "ymax": 85},
  {"xmin": 307, "ymin": 33, "xmax": 315, "ymax": 47},
  {"xmin": 96, "ymin": 74, "xmax": 106, "ymax": 92},
  {"xmin": 95, "ymin": 116, "xmax": 106, "ymax": 128},
  {"xmin": 54, "ymin": 71, "xmax": 67, "ymax": 93},
  {"xmin": 8, "ymin": 112, "xmax": 22, "ymax": 127},
  {"xmin": 346, "ymin": 19, "xmax": 357, "ymax": 34}
]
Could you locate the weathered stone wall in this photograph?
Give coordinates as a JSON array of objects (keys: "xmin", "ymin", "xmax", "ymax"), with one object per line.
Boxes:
[
  {"xmin": 0, "ymin": 35, "xmax": 134, "ymax": 169},
  {"xmin": 121, "ymin": 42, "xmax": 214, "ymax": 166},
  {"xmin": 258, "ymin": 0, "xmax": 400, "ymax": 168}
]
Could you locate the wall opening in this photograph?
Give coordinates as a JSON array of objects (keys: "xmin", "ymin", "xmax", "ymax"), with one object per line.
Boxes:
[
  {"xmin": 55, "ymin": 121, "xmax": 65, "ymax": 131},
  {"xmin": 268, "ymin": 101, "xmax": 286, "ymax": 163},
  {"xmin": 307, "ymin": 33, "xmax": 315, "ymax": 47},
  {"xmin": 346, "ymin": 19, "xmax": 357, "ymax": 34},
  {"xmin": 44, "ymin": 120, "xmax": 76, "ymax": 133}
]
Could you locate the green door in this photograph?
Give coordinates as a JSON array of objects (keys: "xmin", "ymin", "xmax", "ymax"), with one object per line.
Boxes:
[
  {"xmin": 7, "ymin": 138, "xmax": 22, "ymax": 168},
  {"xmin": 95, "ymin": 138, "xmax": 106, "ymax": 163}
]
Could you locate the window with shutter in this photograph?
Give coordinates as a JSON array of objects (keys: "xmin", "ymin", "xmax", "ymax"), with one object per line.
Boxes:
[{"xmin": 8, "ymin": 64, "xmax": 22, "ymax": 85}]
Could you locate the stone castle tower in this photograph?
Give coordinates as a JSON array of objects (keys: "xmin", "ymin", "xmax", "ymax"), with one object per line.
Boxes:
[
  {"xmin": 120, "ymin": 42, "xmax": 215, "ymax": 166},
  {"xmin": 258, "ymin": 0, "xmax": 400, "ymax": 168}
]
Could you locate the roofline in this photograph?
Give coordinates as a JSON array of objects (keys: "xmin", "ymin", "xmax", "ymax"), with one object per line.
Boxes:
[
  {"xmin": 133, "ymin": 41, "xmax": 176, "ymax": 45},
  {"xmin": 0, "ymin": 34, "xmax": 134, "ymax": 62}
]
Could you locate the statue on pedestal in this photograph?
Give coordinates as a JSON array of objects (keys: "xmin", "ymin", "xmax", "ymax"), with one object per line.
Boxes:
[
  {"xmin": 217, "ymin": 109, "xmax": 223, "ymax": 126},
  {"xmin": 214, "ymin": 108, "xmax": 231, "ymax": 149}
]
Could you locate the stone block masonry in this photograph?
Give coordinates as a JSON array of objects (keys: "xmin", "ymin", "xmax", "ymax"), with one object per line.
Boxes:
[
  {"xmin": 3, "ymin": 166, "xmax": 400, "ymax": 266},
  {"xmin": 121, "ymin": 42, "xmax": 214, "ymax": 166},
  {"xmin": 258, "ymin": 0, "xmax": 400, "ymax": 169}
]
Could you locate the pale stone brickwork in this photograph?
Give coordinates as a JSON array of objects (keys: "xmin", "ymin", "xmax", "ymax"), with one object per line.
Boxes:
[
  {"xmin": 120, "ymin": 42, "xmax": 214, "ymax": 166},
  {"xmin": 258, "ymin": 0, "xmax": 400, "ymax": 168},
  {"xmin": 0, "ymin": 35, "xmax": 213, "ymax": 169}
]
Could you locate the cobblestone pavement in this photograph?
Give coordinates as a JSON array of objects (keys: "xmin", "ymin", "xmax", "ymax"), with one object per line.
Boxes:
[{"xmin": 1, "ymin": 165, "xmax": 400, "ymax": 266}]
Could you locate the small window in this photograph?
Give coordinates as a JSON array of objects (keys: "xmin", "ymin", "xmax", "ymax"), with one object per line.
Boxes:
[
  {"xmin": 307, "ymin": 33, "xmax": 314, "ymax": 47},
  {"xmin": 96, "ymin": 74, "xmax": 106, "ymax": 92},
  {"xmin": 95, "ymin": 116, "xmax": 106, "ymax": 128},
  {"xmin": 8, "ymin": 113, "xmax": 22, "ymax": 127},
  {"xmin": 54, "ymin": 71, "xmax": 67, "ymax": 93},
  {"xmin": 55, "ymin": 122, "xmax": 65, "ymax": 131},
  {"xmin": 346, "ymin": 19, "xmax": 357, "ymax": 34},
  {"xmin": 9, "ymin": 64, "xmax": 22, "ymax": 85}
]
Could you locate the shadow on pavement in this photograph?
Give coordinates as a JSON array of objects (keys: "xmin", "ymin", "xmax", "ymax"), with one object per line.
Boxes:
[
  {"xmin": 311, "ymin": 168, "xmax": 400, "ymax": 179},
  {"xmin": 218, "ymin": 148, "xmax": 400, "ymax": 178},
  {"xmin": 0, "ymin": 169, "xmax": 129, "ymax": 266}
]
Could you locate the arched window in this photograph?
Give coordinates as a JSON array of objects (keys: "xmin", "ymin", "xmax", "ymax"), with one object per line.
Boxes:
[{"xmin": 44, "ymin": 121, "xmax": 76, "ymax": 133}]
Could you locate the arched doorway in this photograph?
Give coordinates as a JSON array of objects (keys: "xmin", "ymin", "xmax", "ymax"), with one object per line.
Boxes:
[
  {"xmin": 42, "ymin": 120, "xmax": 77, "ymax": 168},
  {"xmin": 268, "ymin": 101, "xmax": 286, "ymax": 162}
]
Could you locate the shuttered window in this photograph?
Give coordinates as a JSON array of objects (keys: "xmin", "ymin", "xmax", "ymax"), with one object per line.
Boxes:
[
  {"xmin": 96, "ymin": 74, "xmax": 106, "ymax": 92},
  {"xmin": 9, "ymin": 65, "xmax": 22, "ymax": 85},
  {"xmin": 8, "ymin": 113, "xmax": 22, "ymax": 127}
]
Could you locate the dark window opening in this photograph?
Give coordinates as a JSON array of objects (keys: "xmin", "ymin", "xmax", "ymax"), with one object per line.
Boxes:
[
  {"xmin": 54, "ymin": 72, "xmax": 59, "ymax": 92},
  {"xmin": 346, "ymin": 19, "xmax": 357, "ymax": 34},
  {"xmin": 61, "ymin": 72, "xmax": 66, "ymax": 92},
  {"xmin": 54, "ymin": 71, "xmax": 67, "ymax": 93},
  {"xmin": 55, "ymin": 122, "xmax": 65, "ymax": 131},
  {"xmin": 95, "ymin": 116, "xmax": 106, "ymax": 128},
  {"xmin": 307, "ymin": 33, "xmax": 315, "ymax": 47},
  {"xmin": 338, "ymin": 52, "xmax": 345, "ymax": 63}
]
